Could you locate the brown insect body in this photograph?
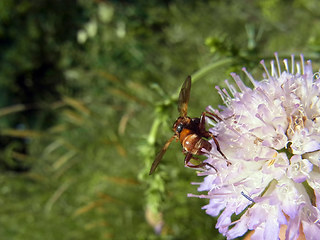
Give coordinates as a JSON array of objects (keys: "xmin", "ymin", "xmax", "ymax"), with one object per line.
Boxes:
[
  {"xmin": 173, "ymin": 116, "xmax": 212, "ymax": 155},
  {"xmin": 149, "ymin": 76, "xmax": 228, "ymax": 175}
]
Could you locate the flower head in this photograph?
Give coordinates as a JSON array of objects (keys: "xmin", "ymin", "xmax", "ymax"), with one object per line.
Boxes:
[{"xmin": 189, "ymin": 53, "xmax": 320, "ymax": 239}]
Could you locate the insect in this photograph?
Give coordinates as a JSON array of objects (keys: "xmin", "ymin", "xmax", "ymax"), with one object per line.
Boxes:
[{"xmin": 149, "ymin": 76, "xmax": 228, "ymax": 175}]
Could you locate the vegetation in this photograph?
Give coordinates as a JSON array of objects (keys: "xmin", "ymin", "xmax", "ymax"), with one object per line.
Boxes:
[{"xmin": 0, "ymin": 0, "xmax": 319, "ymax": 239}]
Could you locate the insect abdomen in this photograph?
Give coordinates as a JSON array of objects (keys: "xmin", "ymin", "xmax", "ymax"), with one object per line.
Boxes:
[{"xmin": 182, "ymin": 134, "xmax": 211, "ymax": 155}]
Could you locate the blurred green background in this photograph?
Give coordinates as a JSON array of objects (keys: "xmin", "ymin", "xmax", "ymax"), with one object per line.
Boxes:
[{"xmin": 1, "ymin": 0, "xmax": 320, "ymax": 239}]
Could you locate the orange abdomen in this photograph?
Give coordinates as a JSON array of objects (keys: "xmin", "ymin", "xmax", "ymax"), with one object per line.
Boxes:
[{"xmin": 180, "ymin": 130, "xmax": 212, "ymax": 155}]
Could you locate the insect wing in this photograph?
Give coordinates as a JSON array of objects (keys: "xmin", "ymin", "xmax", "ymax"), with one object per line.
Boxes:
[
  {"xmin": 178, "ymin": 76, "xmax": 191, "ymax": 117},
  {"xmin": 149, "ymin": 135, "xmax": 175, "ymax": 175}
]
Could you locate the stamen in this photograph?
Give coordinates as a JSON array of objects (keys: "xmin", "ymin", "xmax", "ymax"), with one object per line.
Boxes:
[
  {"xmin": 274, "ymin": 52, "xmax": 281, "ymax": 77},
  {"xmin": 291, "ymin": 54, "xmax": 295, "ymax": 74},
  {"xmin": 268, "ymin": 158, "xmax": 276, "ymax": 166},
  {"xmin": 313, "ymin": 71, "xmax": 320, "ymax": 80},
  {"xmin": 215, "ymin": 86, "xmax": 229, "ymax": 105},
  {"xmin": 242, "ymin": 67, "xmax": 257, "ymax": 88},
  {"xmin": 283, "ymin": 58, "xmax": 289, "ymax": 72},
  {"xmin": 241, "ymin": 191, "xmax": 255, "ymax": 202},
  {"xmin": 296, "ymin": 62, "xmax": 301, "ymax": 74},
  {"xmin": 300, "ymin": 54, "xmax": 305, "ymax": 74},
  {"xmin": 231, "ymin": 73, "xmax": 248, "ymax": 92},
  {"xmin": 270, "ymin": 60, "xmax": 277, "ymax": 77},
  {"xmin": 224, "ymin": 79, "xmax": 237, "ymax": 96},
  {"xmin": 187, "ymin": 193, "xmax": 211, "ymax": 198},
  {"xmin": 260, "ymin": 60, "xmax": 271, "ymax": 79}
]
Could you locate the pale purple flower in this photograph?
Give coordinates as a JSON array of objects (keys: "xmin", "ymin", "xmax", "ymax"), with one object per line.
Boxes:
[{"xmin": 189, "ymin": 53, "xmax": 320, "ymax": 239}]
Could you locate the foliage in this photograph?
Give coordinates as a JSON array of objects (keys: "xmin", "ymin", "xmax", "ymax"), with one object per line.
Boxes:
[{"xmin": 0, "ymin": 0, "xmax": 320, "ymax": 239}]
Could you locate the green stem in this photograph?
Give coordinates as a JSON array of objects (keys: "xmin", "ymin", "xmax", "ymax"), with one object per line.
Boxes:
[
  {"xmin": 172, "ymin": 57, "xmax": 233, "ymax": 99},
  {"xmin": 147, "ymin": 117, "xmax": 162, "ymax": 145},
  {"xmin": 192, "ymin": 57, "xmax": 233, "ymax": 82}
]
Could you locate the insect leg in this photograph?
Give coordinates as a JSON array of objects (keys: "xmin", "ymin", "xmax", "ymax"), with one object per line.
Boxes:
[
  {"xmin": 204, "ymin": 111, "xmax": 222, "ymax": 122},
  {"xmin": 184, "ymin": 153, "xmax": 217, "ymax": 172},
  {"xmin": 209, "ymin": 134, "xmax": 228, "ymax": 160},
  {"xmin": 199, "ymin": 112, "xmax": 207, "ymax": 132},
  {"xmin": 199, "ymin": 111, "xmax": 222, "ymax": 132},
  {"xmin": 205, "ymin": 130, "xmax": 231, "ymax": 166},
  {"xmin": 198, "ymin": 111, "xmax": 231, "ymax": 167}
]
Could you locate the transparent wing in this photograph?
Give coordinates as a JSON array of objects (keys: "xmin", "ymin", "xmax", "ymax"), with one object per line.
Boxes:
[
  {"xmin": 177, "ymin": 76, "xmax": 191, "ymax": 117},
  {"xmin": 149, "ymin": 135, "xmax": 176, "ymax": 175}
]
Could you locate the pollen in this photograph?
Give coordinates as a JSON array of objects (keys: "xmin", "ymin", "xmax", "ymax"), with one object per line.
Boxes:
[{"xmin": 268, "ymin": 152, "xmax": 278, "ymax": 166}]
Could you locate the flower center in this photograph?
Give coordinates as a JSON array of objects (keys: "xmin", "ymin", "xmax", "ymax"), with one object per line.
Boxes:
[{"xmin": 286, "ymin": 110, "xmax": 306, "ymax": 138}]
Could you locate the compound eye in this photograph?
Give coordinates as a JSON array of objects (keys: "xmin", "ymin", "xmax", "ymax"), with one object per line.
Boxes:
[{"xmin": 176, "ymin": 124, "xmax": 183, "ymax": 133}]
